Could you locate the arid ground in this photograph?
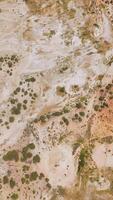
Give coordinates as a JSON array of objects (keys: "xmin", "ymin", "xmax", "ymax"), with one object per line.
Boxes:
[{"xmin": 0, "ymin": 0, "xmax": 113, "ymax": 199}]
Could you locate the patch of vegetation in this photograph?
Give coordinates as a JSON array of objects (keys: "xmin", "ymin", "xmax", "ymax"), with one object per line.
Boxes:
[
  {"xmin": 3, "ymin": 150, "xmax": 19, "ymax": 162},
  {"xmin": 106, "ymin": 83, "xmax": 112, "ymax": 90},
  {"xmin": 11, "ymin": 54, "xmax": 18, "ymax": 62},
  {"xmin": 22, "ymin": 165, "xmax": 30, "ymax": 172},
  {"xmin": 62, "ymin": 116, "xmax": 69, "ymax": 125},
  {"xmin": 72, "ymin": 85, "xmax": 79, "ymax": 92},
  {"xmin": 56, "ymin": 86, "xmax": 66, "ymax": 96},
  {"xmin": 93, "ymin": 104, "xmax": 99, "ymax": 111},
  {"xmin": 99, "ymin": 96, "xmax": 105, "ymax": 101},
  {"xmin": 73, "ymin": 113, "xmax": 83, "ymax": 122},
  {"xmin": 23, "ymin": 104, "xmax": 27, "ymax": 110},
  {"xmin": 57, "ymin": 186, "xmax": 65, "ymax": 196},
  {"xmin": 27, "ymin": 143, "xmax": 35, "ymax": 149},
  {"xmin": 11, "ymin": 103, "xmax": 22, "ymax": 115},
  {"xmin": 46, "ymin": 183, "xmax": 51, "ymax": 189},
  {"xmin": 39, "ymin": 115, "xmax": 46, "ymax": 123},
  {"xmin": 59, "ymin": 66, "xmax": 68, "ymax": 73},
  {"xmin": 22, "ymin": 143, "xmax": 35, "ymax": 153},
  {"xmin": 23, "ymin": 99, "xmax": 27, "ymax": 104},
  {"xmin": 43, "ymin": 30, "xmax": 55, "ymax": 38},
  {"xmin": 63, "ymin": 29, "xmax": 74, "ymax": 46},
  {"xmin": 52, "ymin": 111, "xmax": 63, "ymax": 116},
  {"xmin": 3, "ymin": 176, "xmax": 9, "ymax": 184},
  {"xmin": 11, "ymin": 193, "xmax": 18, "ymax": 200},
  {"xmin": 78, "ymin": 148, "xmax": 89, "ymax": 173},
  {"xmin": 21, "ymin": 151, "xmax": 32, "ymax": 162},
  {"xmin": 106, "ymin": 56, "xmax": 113, "ymax": 66},
  {"xmin": 10, "ymin": 99, "xmax": 17, "ymax": 104},
  {"xmin": 80, "ymin": 27, "xmax": 91, "ymax": 42},
  {"xmin": 30, "ymin": 171, "xmax": 38, "ymax": 181},
  {"xmin": 76, "ymin": 102, "xmax": 82, "ymax": 109},
  {"xmin": 33, "ymin": 154, "xmax": 40, "ymax": 163},
  {"xmin": 25, "ymin": 174, "xmax": 29, "ymax": 179},
  {"xmin": 97, "ymin": 75, "xmax": 104, "ymax": 81},
  {"xmin": 25, "ymin": 77, "xmax": 36, "ymax": 82},
  {"xmin": 9, "ymin": 116, "xmax": 15, "ymax": 123},
  {"xmin": 21, "ymin": 177, "xmax": 25, "ymax": 184},
  {"xmin": 95, "ymin": 40, "xmax": 111, "ymax": 54},
  {"xmin": 45, "ymin": 177, "xmax": 49, "ymax": 182},
  {"xmin": 72, "ymin": 143, "xmax": 80, "ymax": 155},
  {"xmin": 14, "ymin": 87, "xmax": 20, "ymax": 94},
  {"xmin": 100, "ymin": 136, "xmax": 113, "ymax": 144},
  {"xmin": 10, "ymin": 178, "xmax": 16, "ymax": 189},
  {"xmin": 79, "ymin": 112, "xmax": 85, "ymax": 117},
  {"xmin": 63, "ymin": 106, "xmax": 70, "ymax": 113},
  {"xmin": 39, "ymin": 173, "xmax": 45, "ymax": 180}
]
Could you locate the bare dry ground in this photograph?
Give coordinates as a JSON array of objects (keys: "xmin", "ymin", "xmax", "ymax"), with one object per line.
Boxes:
[{"xmin": 0, "ymin": 0, "xmax": 113, "ymax": 199}]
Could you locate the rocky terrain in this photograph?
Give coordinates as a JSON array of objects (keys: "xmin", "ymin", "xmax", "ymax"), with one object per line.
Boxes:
[{"xmin": 0, "ymin": 0, "xmax": 113, "ymax": 199}]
